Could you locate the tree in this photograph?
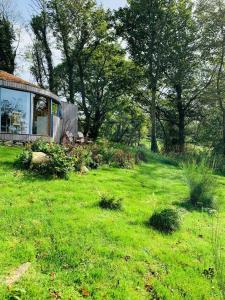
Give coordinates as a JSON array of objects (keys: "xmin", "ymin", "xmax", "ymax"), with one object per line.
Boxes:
[
  {"xmin": 56, "ymin": 42, "xmax": 140, "ymax": 140},
  {"xmin": 30, "ymin": 40, "xmax": 47, "ymax": 88},
  {"xmin": 147, "ymin": 0, "xmax": 214, "ymax": 154},
  {"xmin": 0, "ymin": 0, "xmax": 16, "ymax": 73},
  {"xmin": 196, "ymin": 0, "xmax": 225, "ymax": 155},
  {"xmin": 115, "ymin": 0, "xmax": 172, "ymax": 152},
  {"xmin": 49, "ymin": 0, "xmax": 108, "ymax": 104},
  {"xmin": 30, "ymin": 0, "xmax": 55, "ymax": 91},
  {"xmin": 102, "ymin": 96, "xmax": 147, "ymax": 146},
  {"xmin": 158, "ymin": 0, "xmax": 205, "ymax": 153}
]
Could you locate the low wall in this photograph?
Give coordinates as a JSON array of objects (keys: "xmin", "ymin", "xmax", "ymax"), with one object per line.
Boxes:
[{"xmin": 0, "ymin": 133, "xmax": 51, "ymax": 143}]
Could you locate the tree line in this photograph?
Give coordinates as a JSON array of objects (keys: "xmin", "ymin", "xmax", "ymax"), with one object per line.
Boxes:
[{"xmin": 0, "ymin": 0, "xmax": 225, "ymax": 155}]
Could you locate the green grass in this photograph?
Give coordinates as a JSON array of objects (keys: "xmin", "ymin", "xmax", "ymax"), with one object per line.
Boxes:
[{"xmin": 0, "ymin": 146, "xmax": 225, "ymax": 299}]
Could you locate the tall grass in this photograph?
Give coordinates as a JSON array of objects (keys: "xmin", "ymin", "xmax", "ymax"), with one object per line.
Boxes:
[
  {"xmin": 183, "ymin": 158, "xmax": 216, "ymax": 208},
  {"xmin": 212, "ymin": 214, "xmax": 225, "ymax": 299}
]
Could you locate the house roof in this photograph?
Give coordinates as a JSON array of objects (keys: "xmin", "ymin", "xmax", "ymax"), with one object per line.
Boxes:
[
  {"xmin": 0, "ymin": 71, "xmax": 37, "ymax": 87},
  {"xmin": 0, "ymin": 70, "xmax": 60, "ymax": 102}
]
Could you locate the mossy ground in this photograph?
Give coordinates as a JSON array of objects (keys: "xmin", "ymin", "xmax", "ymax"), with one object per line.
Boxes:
[{"xmin": 0, "ymin": 146, "xmax": 224, "ymax": 299}]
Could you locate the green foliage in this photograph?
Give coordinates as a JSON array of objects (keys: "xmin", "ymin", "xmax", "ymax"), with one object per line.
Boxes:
[
  {"xmin": 44, "ymin": 150, "xmax": 72, "ymax": 179},
  {"xmin": 99, "ymin": 195, "xmax": 123, "ymax": 210},
  {"xmin": 0, "ymin": 15, "xmax": 16, "ymax": 73},
  {"xmin": 135, "ymin": 146, "xmax": 150, "ymax": 164},
  {"xmin": 101, "ymin": 97, "xmax": 147, "ymax": 146},
  {"xmin": 149, "ymin": 208, "xmax": 181, "ymax": 233},
  {"xmin": 183, "ymin": 160, "xmax": 216, "ymax": 208},
  {"xmin": 16, "ymin": 140, "xmax": 147, "ymax": 179},
  {"xmin": 71, "ymin": 146, "xmax": 93, "ymax": 171},
  {"xmin": 16, "ymin": 140, "xmax": 72, "ymax": 179},
  {"xmin": 15, "ymin": 150, "xmax": 32, "ymax": 169},
  {"xmin": 91, "ymin": 141, "xmax": 142, "ymax": 168},
  {"xmin": 111, "ymin": 148, "xmax": 135, "ymax": 168},
  {"xmin": 7, "ymin": 287, "xmax": 26, "ymax": 300}
]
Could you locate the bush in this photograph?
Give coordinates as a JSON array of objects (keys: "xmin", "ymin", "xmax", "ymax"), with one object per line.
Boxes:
[
  {"xmin": 44, "ymin": 151, "xmax": 72, "ymax": 179},
  {"xmin": 149, "ymin": 208, "xmax": 181, "ymax": 233},
  {"xmin": 183, "ymin": 160, "xmax": 216, "ymax": 208},
  {"xmin": 99, "ymin": 195, "xmax": 123, "ymax": 210},
  {"xmin": 31, "ymin": 138, "xmax": 51, "ymax": 153},
  {"xmin": 71, "ymin": 146, "xmax": 93, "ymax": 171},
  {"xmin": 90, "ymin": 140, "xmax": 137, "ymax": 168},
  {"xmin": 15, "ymin": 150, "xmax": 32, "ymax": 169},
  {"xmin": 135, "ymin": 146, "xmax": 149, "ymax": 164},
  {"xmin": 111, "ymin": 149, "xmax": 135, "ymax": 168},
  {"xmin": 16, "ymin": 140, "xmax": 73, "ymax": 179}
]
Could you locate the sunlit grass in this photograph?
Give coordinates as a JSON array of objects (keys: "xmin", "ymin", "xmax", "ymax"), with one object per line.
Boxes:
[{"xmin": 0, "ymin": 146, "xmax": 224, "ymax": 299}]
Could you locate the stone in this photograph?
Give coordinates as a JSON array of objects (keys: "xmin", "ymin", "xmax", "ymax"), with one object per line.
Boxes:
[
  {"xmin": 31, "ymin": 152, "xmax": 50, "ymax": 165},
  {"xmin": 76, "ymin": 131, "xmax": 85, "ymax": 144},
  {"xmin": 4, "ymin": 141, "xmax": 13, "ymax": 146},
  {"xmin": 80, "ymin": 166, "xmax": 89, "ymax": 174},
  {"xmin": 65, "ymin": 131, "xmax": 74, "ymax": 143},
  {"xmin": 4, "ymin": 262, "xmax": 31, "ymax": 286}
]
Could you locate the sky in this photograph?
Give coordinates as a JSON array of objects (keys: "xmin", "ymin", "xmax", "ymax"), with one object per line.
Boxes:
[
  {"xmin": 14, "ymin": 0, "xmax": 127, "ymax": 80},
  {"xmin": 17, "ymin": 0, "xmax": 127, "ymax": 23}
]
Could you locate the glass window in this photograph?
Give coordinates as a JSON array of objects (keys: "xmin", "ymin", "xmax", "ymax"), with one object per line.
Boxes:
[
  {"xmin": 0, "ymin": 88, "xmax": 31, "ymax": 134},
  {"xmin": 32, "ymin": 95, "xmax": 50, "ymax": 136}
]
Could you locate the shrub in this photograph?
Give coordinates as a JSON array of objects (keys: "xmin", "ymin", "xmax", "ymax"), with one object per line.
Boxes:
[
  {"xmin": 45, "ymin": 151, "xmax": 72, "ymax": 179},
  {"xmin": 149, "ymin": 208, "xmax": 181, "ymax": 233},
  {"xmin": 111, "ymin": 149, "xmax": 135, "ymax": 168},
  {"xmin": 135, "ymin": 146, "xmax": 149, "ymax": 164},
  {"xmin": 32, "ymin": 146, "xmax": 72, "ymax": 179},
  {"xmin": 31, "ymin": 138, "xmax": 51, "ymax": 153},
  {"xmin": 71, "ymin": 146, "xmax": 93, "ymax": 171},
  {"xmin": 183, "ymin": 160, "xmax": 216, "ymax": 208},
  {"xmin": 99, "ymin": 195, "xmax": 123, "ymax": 210},
  {"xmin": 16, "ymin": 140, "xmax": 73, "ymax": 179},
  {"xmin": 15, "ymin": 150, "xmax": 32, "ymax": 169}
]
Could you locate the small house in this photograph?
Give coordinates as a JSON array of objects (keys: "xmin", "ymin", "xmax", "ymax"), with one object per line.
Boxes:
[{"xmin": 0, "ymin": 71, "xmax": 78, "ymax": 143}]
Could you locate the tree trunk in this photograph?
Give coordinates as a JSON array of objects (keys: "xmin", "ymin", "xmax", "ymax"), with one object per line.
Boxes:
[
  {"xmin": 89, "ymin": 125, "xmax": 100, "ymax": 141},
  {"xmin": 67, "ymin": 61, "xmax": 75, "ymax": 104},
  {"xmin": 223, "ymin": 108, "xmax": 225, "ymax": 155},
  {"xmin": 150, "ymin": 88, "xmax": 158, "ymax": 152},
  {"xmin": 44, "ymin": 41, "xmax": 54, "ymax": 92},
  {"xmin": 178, "ymin": 111, "xmax": 185, "ymax": 153},
  {"xmin": 176, "ymin": 84, "xmax": 185, "ymax": 153},
  {"xmin": 77, "ymin": 59, "xmax": 91, "ymax": 137}
]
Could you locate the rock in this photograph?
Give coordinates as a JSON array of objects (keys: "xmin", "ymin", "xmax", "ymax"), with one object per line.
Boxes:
[
  {"xmin": 80, "ymin": 166, "xmax": 89, "ymax": 174},
  {"xmin": 65, "ymin": 131, "xmax": 74, "ymax": 143},
  {"xmin": 4, "ymin": 262, "xmax": 31, "ymax": 287},
  {"xmin": 31, "ymin": 152, "xmax": 50, "ymax": 165},
  {"xmin": 77, "ymin": 132, "xmax": 84, "ymax": 139},
  {"xmin": 4, "ymin": 141, "xmax": 13, "ymax": 147},
  {"xmin": 76, "ymin": 132, "xmax": 85, "ymax": 144}
]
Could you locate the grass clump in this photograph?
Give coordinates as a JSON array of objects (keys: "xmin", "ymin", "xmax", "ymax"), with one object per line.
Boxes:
[
  {"xmin": 149, "ymin": 208, "xmax": 181, "ymax": 233},
  {"xmin": 99, "ymin": 195, "xmax": 123, "ymax": 210},
  {"xmin": 183, "ymin": 159, "xmax": 216, "ymax": 209}
]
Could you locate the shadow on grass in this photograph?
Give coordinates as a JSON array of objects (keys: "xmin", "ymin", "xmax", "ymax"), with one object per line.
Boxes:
[
  {"xmin": 16, "ymin": 168, "xmax": 60, "ymax": 183},
  {"xmin": 0, "ymin": 160, "xmax": 15, "ymax": 170},
  {"xmin": 172, "ymin": 199, "xmax": 215, "ymax": 213},
  {"xmin": 173, "ymin": 199, "xmax": 196, "ymax": 212},
  {"xmin": 142, "ymin": 219, "xmax": 175, "ymax": 235}
]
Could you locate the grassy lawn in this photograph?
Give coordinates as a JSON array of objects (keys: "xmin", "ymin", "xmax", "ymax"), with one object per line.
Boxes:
[{"xmin": 0, "ymin": 146, "xmax": 225, "ymax": 299}]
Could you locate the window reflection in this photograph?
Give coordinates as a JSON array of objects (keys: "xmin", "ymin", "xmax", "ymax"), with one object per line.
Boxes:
[
  {"xmin": 0, "ymin": 88, "xmax": 30, "ymax": 134},
  {"xmin": 32, "ymin": 95, "xmax": 49, "ymax": 135}
]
